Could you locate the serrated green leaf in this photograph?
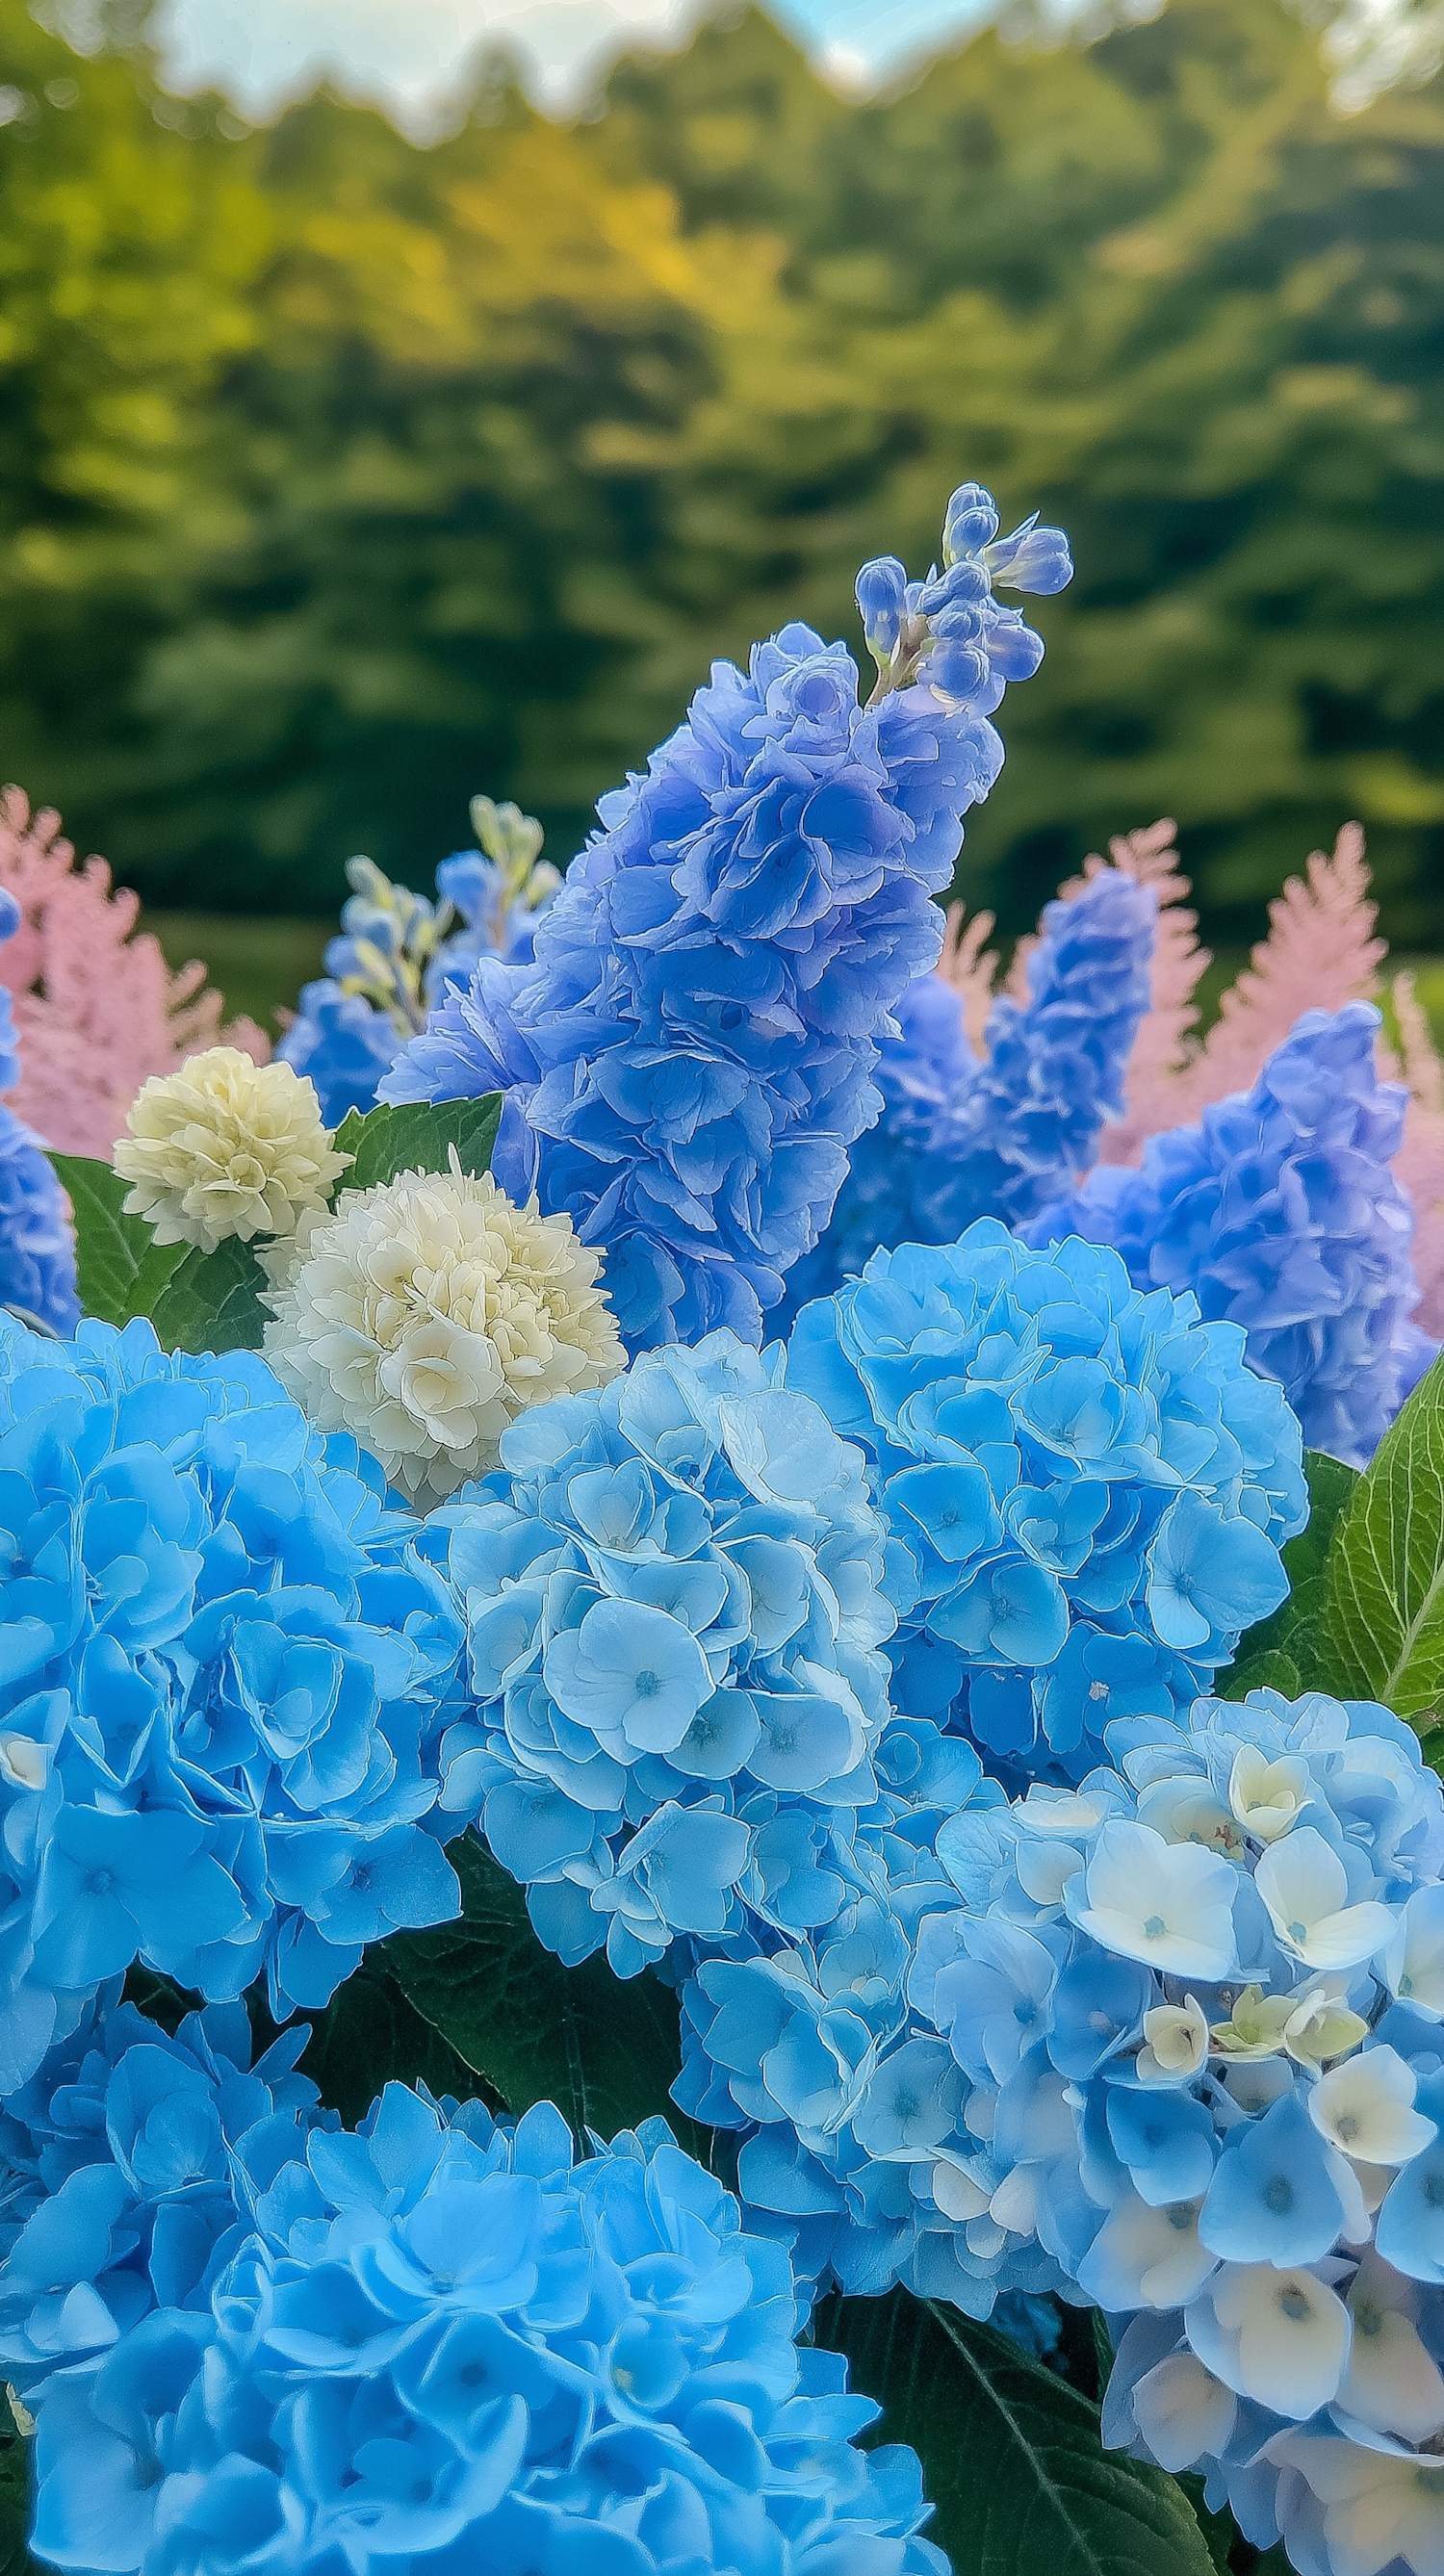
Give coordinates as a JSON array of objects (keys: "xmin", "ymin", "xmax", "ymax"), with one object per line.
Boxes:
[
  {"xmin": 48, "ymin": 1153, "xmax": 188, "ymax": 1327},
  {"xmin": 145, "ymin": 1233, "xmax": 271, "ymax": 1354},
  {"xmin": 1325, "ymin": 1356, "xmax": 1444, "ymax": 1720},
  {"xmin": 383, "ymin": 1837, "xmax": 702, "ymax": 2153},
  {"xmin": 813, "ymin": 2289, "xmax": 1215, "ymax": 2576},
  {"xmin": 332, "ymin": 1095, "xmax": 503, "ymax": 1195},
  {"xmin": 1220, "ymin": 1450, "xmax": 1358, "ymax": 1703}
]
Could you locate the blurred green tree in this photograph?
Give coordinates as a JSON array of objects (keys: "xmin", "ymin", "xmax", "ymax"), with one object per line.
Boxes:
[{"xmin": 0, "ymin": 0, "xmax": 1439, "ymax": 944}]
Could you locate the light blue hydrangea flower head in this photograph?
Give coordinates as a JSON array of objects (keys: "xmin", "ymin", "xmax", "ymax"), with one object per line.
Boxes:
[
  {"xmin": 0, "ymin": 885, "xmax": 79, "ymax": 1339},
  {"xmin": 279, "ymin": 805, "xmax": 558, "ymax": 1126},
  {"xmin": 0, "ymin": 1986, "xmax": 324, "ymax": 2403},
  {"xmin": 0, "ymin": 1312, "xmax": 467, "ymax": 2084},
  {"xmin": 786, "ymin": 1222, "xmax": 1306, "ymax": 1781},
  {"xmin": 381, "ymin": 479, "xmax": 1070, "ymax": 1354},
  {"xmin": 896, "ymin": 1687, "xmax": 1444, "ymax": 2576},
  {"xmin": 424, "ymin": 1328, "xmax": 911, "ymax": 1978},
  {"xmin": 1030, "ymin": 1001, "xmax": 1433, "ymax": 1469},
  {"xmin": 25, "ymin": 2080, "xmax": 947, "ymax": 2576}
]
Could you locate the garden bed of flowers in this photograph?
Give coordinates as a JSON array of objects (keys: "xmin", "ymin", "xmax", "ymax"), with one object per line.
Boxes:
[{"xmin": 0, "ymin": 479, "xmax": 1441, "ymax": 2576}]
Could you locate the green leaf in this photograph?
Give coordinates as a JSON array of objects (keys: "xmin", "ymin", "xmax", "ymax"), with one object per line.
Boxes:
[
  {"xmin": 331, "ymin": 1095, "xmax": 503, "ymax": 1195},
  {"xmin": 121, "ymin": 1963, "xmax": 199, "ymax": 2038},
  {"xmin": 0, "ymin": 2422, "xmax": 36, "ymax": 2576},
  {"xmin": 146, "ymin": 1234, "xmax": 271, "ymax": 1354},
  {"xmin": 48, "ymin": 1155, "xmax": 270, "ymax": 1352},
  {"xmin": 1325, "ymin": 1355, "xmax": 1444, "ymax": 1719},
  {"xmin": 813, "ymin": 2288, "xmax": 1216, "ymax": 2576},
  {"xmin": 48, "ymin": 1154, "xmax": 187, "ymax": 1327},
  {"xmin": 1174, "ymin": 2477, "xmax": 1234, "ymax": 2576},
  {"xmin": 383, "ymin": 1836, "xmax": 703, "ymax": 2153},
  {"xmin": 1221, "ymin": 1449, "xmax": 1358, "ymax": 1703},
  {"xmin": 293, "ymin": 1955, "xmax": 497, "ymax": 2131}
]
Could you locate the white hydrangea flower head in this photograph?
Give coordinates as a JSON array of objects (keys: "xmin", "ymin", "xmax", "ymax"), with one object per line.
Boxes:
[
  {"xmin": 115, "ymin": 1048, "xmax": 350, "ymax": 1254},
  {"xmin": 260, "ymin": 1155, "xmax": 625, "ymax": 1507}
]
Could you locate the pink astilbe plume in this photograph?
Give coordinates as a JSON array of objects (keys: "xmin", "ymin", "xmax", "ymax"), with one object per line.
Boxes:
[
  {"xmin": 0, "ymin": 786, "xmax": 270, "ymax": 1159},
  {"xmin": 1167, "ymin": 821, "xmax": 1384, "ymax": 1124},
  {"xmin": 1390, "ymin": 969, "xmax": 1444, "ymax": 1337},
  {"xmin": 1082, "ymin": 819, "xmax": 1213, "ymax": 1163},
  {"xmin": 938, "ymin": 900, "xmax": 1001, "ymax": 1056}
]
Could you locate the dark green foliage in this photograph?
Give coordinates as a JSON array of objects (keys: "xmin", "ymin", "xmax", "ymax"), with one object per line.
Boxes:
[
  {"xmin": 1326, "ymin": 1353, "xmax": 1444, "ymax": 1718},
  {"xmin": 145, "ymin": 1233, "xmax": 271, "ymax": 1354},
  {"xmin": 331, "ymin": 1095, "xmax": 502, "ymax": 1192},
  {"xmin": 292, "ymin": 1954, "xmax": 497, "ymax": 2132},
  {"xmin": 48, "ymin": 1156, "xmax": 187, "ymax": 1327},
  {"xmin": 812, "ymin": 2288, "xmax": 1216, "ymax": 2576},
  {"xmin": 1, "ymin": 0, "xmax": 1440, "ymax": 940},
  {"xmin": 1222, "ymin": 1448, "xmax": 1359, "ymax": 1699},
  {"xmin": 385, "ymin": 1837, "xmax": 707, "ymax": 2158},
  {"xmin": 0, "ymin": 2424, "xmax": 37, "ymax": 2576}
]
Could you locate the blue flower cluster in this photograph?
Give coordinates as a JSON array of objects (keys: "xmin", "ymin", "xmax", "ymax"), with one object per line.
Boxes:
[
  {"xmin": 785, "ymin": 864, "xmax": 1156, "ymax": 1318},
  {"xmin": 0, "ymin": 1312, "xmax": 466, "ymax": 2088},
  {"xmin": 903, "ymin": 1686, "xmax": 1444, "ymax": 2576},
  {"xmin": 280, "ymin": 804, "xmax": 557, "ymax": 1126},
  {"xmin": 21, "ymin": 2063, "xmax": 946, "ymax": 2576},
  {"xmin": 425, "ymin": 1330, "xmax": 913, "ymax": 1977},
  {"xmin": 0, "ymin": 888, "xmax": 78, "ymax": 1339},
  {"xmin": 779, "ymin": 966, "xmax": 975, "ymax": 1322},
  {"xmin": 1030, "ymin": 1002, "xmax": 1435, "ymax": 1470},
  {"xmin": 917, "ymin": 868, "xmax": 1155, "ymax": 1244},
  {"xmin": 381, "ymin": 481, "xmax": 1070, "ymax": 1352},
  {"xmin": 786, "ymin": 1223, "xmax": 1306, "ymax": 1781},
  {"xmin": 0, "ymin": 1986, "xmax": 324, "ymax": 2402}
]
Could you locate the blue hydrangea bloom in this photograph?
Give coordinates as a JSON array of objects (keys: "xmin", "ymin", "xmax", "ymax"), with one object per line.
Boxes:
[
  {"xmin": 0, "ymin": 888, "xmax": 78, "ymax": 1339},
  {"xmin": 423, "ymin": 1330, "xmax": 906, "ymax": 1978},
  {"xmin": 890, "ymin": 1687, "xmax": 1444, "ymax": 2576},
  {"xmin": 787, "ymin": 864, "xmax": 1156, "ymax": 1317},
  {"xmin": 23, "ymin": 2076, "xmax": 947, "ymax": 2576},
  {"xmin": 0, "ymin": 1986, "xmax": 324, "ymax": 2399},
  {"xmin": 280, "ymin": 815, "xmax": 558, "ymax": 1127},
  {"xmin": 786, "ymin": 1222, "xmax": 1306, "ymax": 1781},
  {"xmin": 0, "ymin": 1312, "xmax": 468, "ymax": 2086},
  {"xmin": 684, "ymin": 1683, "xmax": 1444, "ymax": 2455},
  {"xmin": 381, "ymin": 481, "xmax": 1070, "ymax": 1353},
  {"xmin": 1029, "ymin": 1001, "xmax": 1435, "ymax": 1469}
]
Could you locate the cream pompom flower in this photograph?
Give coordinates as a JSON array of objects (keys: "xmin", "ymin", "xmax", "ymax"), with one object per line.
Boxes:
[
  {"xmin": 115, "ymin": 1048, "xmax": 350, "ymax": 1253},
  {"xmin": 259, "ymin": 1158, "xmax": 625, "ymax": 1506}
]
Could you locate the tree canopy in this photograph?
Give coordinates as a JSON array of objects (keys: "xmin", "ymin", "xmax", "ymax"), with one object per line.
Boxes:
[{"xmin": 0, "ymin": 0, "xmax": 1440, "ymax": 941}]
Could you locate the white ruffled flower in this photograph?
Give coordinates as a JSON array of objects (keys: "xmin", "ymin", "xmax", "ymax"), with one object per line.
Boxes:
[
  {"xmin": 1137, "ymin": 1994, "xmax": 1209, "ymax": 2084},
  {"xmin": 116, "ymin": 1048, "xmax": 349, "ymax": 1253},
  {"xmin": 260, "ymin": 1158, "xmax": 624, "ymax": 1507}
]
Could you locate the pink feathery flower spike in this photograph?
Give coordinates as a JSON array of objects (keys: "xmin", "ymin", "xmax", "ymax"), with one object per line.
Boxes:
[
  {"xmin": 0, "ymin": 786, "xmax": 270, "ymax": 1159},
  {"xmin": 938, "ymin": 900, "xmax": 1000, "ymax": 1058},
  {"xmin": 1070, "ymin": 819, "xmax": 1212, "ymax": 1165},
  {"xmin": 1169, "ymin": 820, "xmax": 1384, "ymax": 1122}
]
